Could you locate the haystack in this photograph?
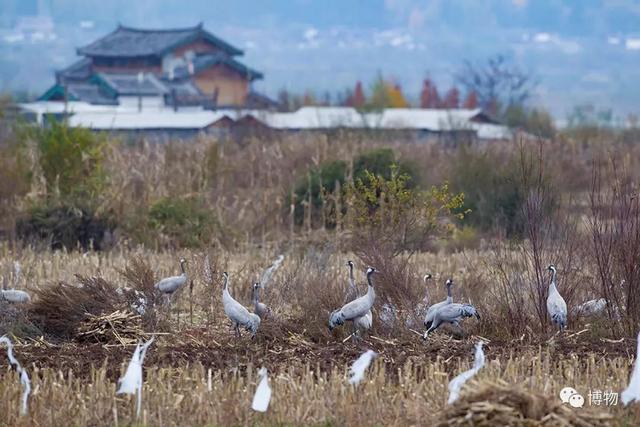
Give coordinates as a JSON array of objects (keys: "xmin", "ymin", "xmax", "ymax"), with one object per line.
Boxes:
[{"xmin": 436, "ymin": 381, "xmax": 614, "ymax": 427}]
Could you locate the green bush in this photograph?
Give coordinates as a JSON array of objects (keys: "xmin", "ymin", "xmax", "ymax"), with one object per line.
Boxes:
[
  {"xmin": 291, "ymin": 148, "xmax": 418, "ymax": 227},
  {"xmin": 346, "ymin": 167, "xmax": 465, "ymax": 254},
  {"xmin": 26, "ymin": 120, "xmax": 107, "ymax": 202},
  {"xmin": 292, "ymin": 160, "xmax": 348, "ymax": 226},
  {"xmin": 450, "ymin": 146, "xmax": 558, "ymax": 238},
  {"xmin": 148, "ymin": 197, "xmax": 217, "ymax": 248},
  {"xmin": 353, "ymin": 148, "xmax": 417, "ymax": 186},
  {"xmin": 450, "ymin": 147, "xmax": 524, "ymax": 237}
]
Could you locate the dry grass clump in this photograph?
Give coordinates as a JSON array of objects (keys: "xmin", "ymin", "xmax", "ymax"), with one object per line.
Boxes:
[
  {"xmin": 437, "ymin": 381, "xmax": 614, "ymax": 427},
  {"xmin": 76, "ymin": 310, "xmax": 144, "ymax": 345},
  {"xmin": 118, "ymin": 257, "xmax": 166, "ymax": 331},
  {"xmin": 29, "ymin": 275, "xmax": 121, "ymax": 339}
]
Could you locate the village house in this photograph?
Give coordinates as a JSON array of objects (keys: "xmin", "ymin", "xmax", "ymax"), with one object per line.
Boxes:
[
  {"xmin": 38, "ymin": 23, "xmax": 274, "ymax": 109},
  {"xmin": 23, "ymin": 24, "xmax": 513, "ymax": 142}
]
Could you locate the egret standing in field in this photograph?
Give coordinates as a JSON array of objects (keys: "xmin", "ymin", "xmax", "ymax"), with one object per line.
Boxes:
[
  {"xmin": 251, "ymin": 367, "xmax": 272, "ymax": 412},
  {"xmin": 622, "ymin": 331, "xmax": 640, "ymax": 405},
  {"xmin": 0, "ymin": 335, "xmax": 31, "ymax": 416},
  {"xmin": 349, "ymin": 349, "xmax": 378, "ymax": 385},
  {"xmin": 116, "ymin": 337, "xmax": 155, "ymax": 419},
  {"xmin": 447, "ymin": 341, "xmax": 485, "ymax": 404}
]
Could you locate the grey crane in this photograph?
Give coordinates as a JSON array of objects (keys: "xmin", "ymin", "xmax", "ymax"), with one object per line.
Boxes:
[
  {"xmin": 344, "ymin": 260, "xmax": 373, "ymax": 338},
  {"xmin": 222, "ymin": 272, "xmax": 260, "ymax": 337},
  {"xmin": 573, "ymin": 279, "xmax": 625, "ymax": 319},
  {"xmin": 0, "ymin": 289, "xmax": 31, "ymax": 304},
  {"xmin": 546, "ymin": 264, "xmax": 568, "ymax": 331},
  {"xmin": 260, "ymin": 254, "xmax": 285, "ymax": 289},
  {"xmin": 573, "ymin": 298, "xmax": 606, "ymax": 317},
  {"xmin": 424, "ymin": 279, "xmax": 454, "ymax": 329},
  {"xmin": 405, "ymin": 274, "xmax": 433, "ymax": 329},
  {"xmin": 415, "ymin": 273, "xmax": 433, "ymax": 317},
  {"xmin": 422, "ymin": 303, "xmax": 480, "ymax": 339},
  {"xmin": 252, "ymin": 282, "xmax": 270, "ymax": 319},
  {"xmin": 329, "ymin": 267, "xmax": 377, "ymax": 331},
  {"xmin": 154, "ymin": 258, "xmax": 188, "ymax": 303}
]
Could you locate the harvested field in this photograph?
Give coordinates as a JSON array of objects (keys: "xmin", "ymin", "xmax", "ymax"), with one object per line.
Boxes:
[{"xmin": 1, "ymin": 246, "xmax": 639, "ymax": 425}]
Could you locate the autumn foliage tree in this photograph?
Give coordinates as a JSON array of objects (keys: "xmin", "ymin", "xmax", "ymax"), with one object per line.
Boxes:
[
  {"xmin": 349, "ymin": 81, "xmax": 366, "ymax": 108},
  {"xmin": 420, "ymin": 79, "xmax": 440, "ymax": 108},
  {"xmin": 462, "ymin": 90, "xmax": 478, "ymax": 109},
  {"xmin": 388, "ymin": 84, "xmax": 409, "ymax": 108},
  {"xmin": 368, "ymin": 75, "xmax": 409, "ymax": 109},
  {"xmin": 442, "ymin": 87, "xmax": 460, "ymax": 108}
]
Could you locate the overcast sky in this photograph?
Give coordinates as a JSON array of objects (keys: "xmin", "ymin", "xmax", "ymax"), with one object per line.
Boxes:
[{"xmin": 1, "ymin": 0, "xmax": 639, "ymax": 120}]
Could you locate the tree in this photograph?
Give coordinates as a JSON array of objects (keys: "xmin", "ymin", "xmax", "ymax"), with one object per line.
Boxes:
[
  {"xmin": 456, "ymin": 54, "xmax": 536, "ymax": 117},
  {"xmin": 420, "ymin": 78, "xmax": 440, "ymax": 108},
  {"xmin": 302, "ymin": 90, "xmax": 317, "ymax": 106},
  {"xmin": 351, "ymin": 81, "xmax": 366, "ymax": 108},
  {"xmin": 442, "ymin": 87, "xmax": 460, "ymax": 108},
  {"xmin": 388, "ymin": 84, "xmax": 409, "ymax": 108},
  {"xmin": 368, "ymin": 74, "xmax": 391, "ymax": 109},
  {"xmin": 462, "ymin": 90, "xmax": 478, "ymax": 109}
]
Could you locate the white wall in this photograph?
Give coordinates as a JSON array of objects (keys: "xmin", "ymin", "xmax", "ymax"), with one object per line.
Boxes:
[{"xmin": 118, "ymin": 96, "xmax": 165, "ymax": 110}]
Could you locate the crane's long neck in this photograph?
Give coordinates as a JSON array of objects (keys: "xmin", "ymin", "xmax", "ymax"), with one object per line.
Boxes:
[
  {"xmin": 180, "ymin": 261, "xmax": 186, "ymax": 275},
  {"xmin": 366, "ymin": 271, "xmax": 375, "ymax": 302},
  {"xmin": 253, "ymin": 286, "xmax": 260, "ymax": 304},
  {"xmin": 549, "ymin": 269, "xmax": 558, "ymax": 292},
  {"xmin": 348, "ymin": 264, "xmax": 355, "ymax": 289},
  {"xmin": 423, "ymin": 278, "xmax": 430, "ymax": 303},
  {"xmin": 446, "ymin": 282, "xmax": 452, "ymax": 303},
  {"xmin": 223, "ymin": 275, "xmax": 229, "ymax": 292}
]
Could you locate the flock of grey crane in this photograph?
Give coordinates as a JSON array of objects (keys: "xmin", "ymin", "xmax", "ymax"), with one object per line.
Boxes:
[
  {"xmin": 0, "ymin": 255, "xmax": 601, "ymax": 341},
  {"xmin": 145, "ymin": 257, "xmax": 574, "ymax": 340}
]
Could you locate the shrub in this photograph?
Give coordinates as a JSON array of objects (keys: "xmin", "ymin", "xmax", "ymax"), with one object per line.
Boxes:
[
  {"xmin": 450, "ymin": 146, "xmax": 526, "ymax": 237},
  {"xmin": 16, "ymin": 203, "xmax": 112, "ymax": 250},
  {"xmin": 353, "ymin": 147, "xmax": 417, "ymax": 186},
  {"xmin": 346, "ymin": 167, "xmax": 465, "ymax": 257},
  {"xmin": 25, "ymin": 120, "xmax": 107, "ymax": 202},
  {"xmin": 148, "ymin": 197, "xmax": 217, "ymax": 248},
  {"xmin": 292, "ymin": 160, "xmax": 348, "ymax": 226},
  {"xmin": 0, "ymin": 127, "xmax": 30, "ymax": 237},
  {"xmin": 291, "ymin": 148, "xmax": 418, "ymax": 228}
]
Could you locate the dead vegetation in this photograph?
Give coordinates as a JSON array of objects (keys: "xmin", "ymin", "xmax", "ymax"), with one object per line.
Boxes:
[
  {"xmin": 438, "ymin": 381, "xmax": 614, "ymax": 426},
  {"xmin": 1, "ymin": 242, "xmax": 640, "ymax": 424}
]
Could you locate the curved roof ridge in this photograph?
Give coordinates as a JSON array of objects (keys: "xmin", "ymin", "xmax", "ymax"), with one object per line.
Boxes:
[{"xmin": 116, "ymin": 23, "xmax": 203, "ymax": 33}]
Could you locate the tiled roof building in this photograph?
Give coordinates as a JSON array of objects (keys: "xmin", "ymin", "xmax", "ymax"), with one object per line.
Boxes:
[{"xmin": 40, "ymin": 23, "xmax": 273, "ymax": 109}]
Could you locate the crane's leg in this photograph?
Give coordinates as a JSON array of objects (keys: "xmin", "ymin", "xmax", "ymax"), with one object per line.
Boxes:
[{"xmin": 423, "ymin": 320, "xmax": 440, "ymax": 340}]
